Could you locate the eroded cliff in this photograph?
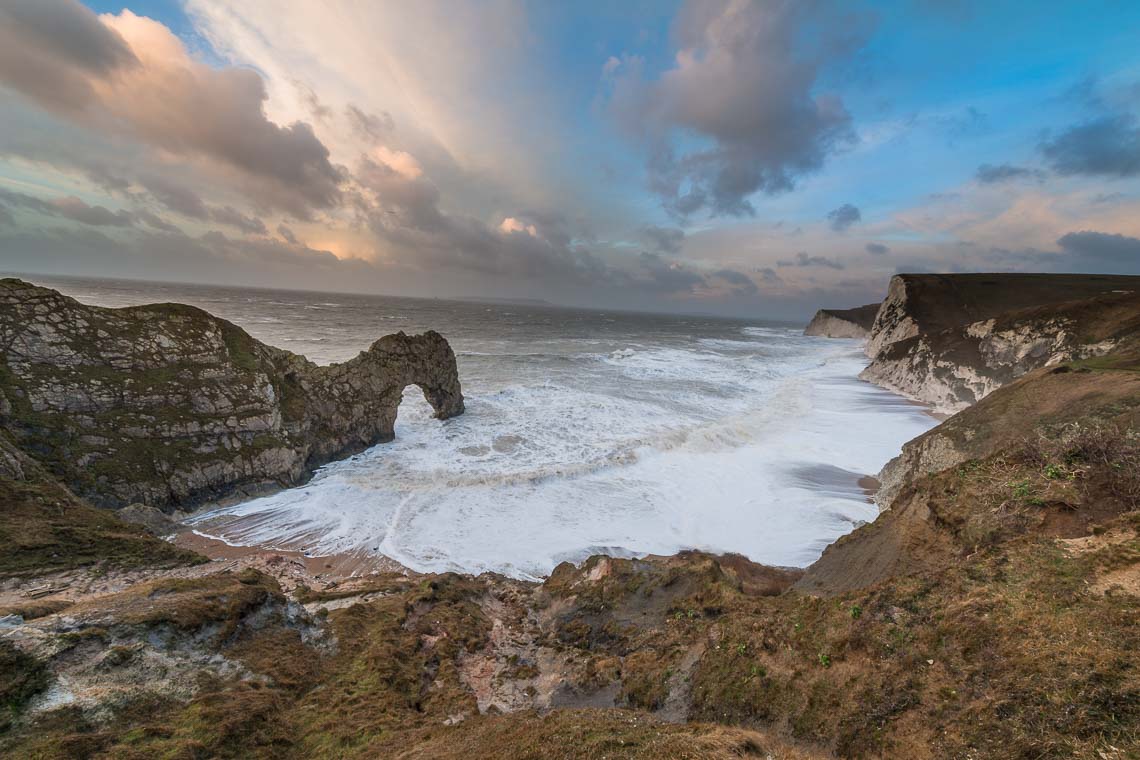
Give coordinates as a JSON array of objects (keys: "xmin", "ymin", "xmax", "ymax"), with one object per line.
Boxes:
[
  {"xmin": 859, "ymin": 273, "xmax": 1139, "ymax": 413},
  {"xmin": 0, "ymin": 279, "xmax": 464, "ymax": 510},
  {"xmin": 802, "ymin": 303, "xmax": 879, "ymax": 339}
]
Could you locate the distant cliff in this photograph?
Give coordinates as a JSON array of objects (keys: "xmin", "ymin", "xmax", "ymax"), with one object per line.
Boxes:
[
  {"xmin": 802, "ymin": 303, "xmax": 879, "ymax": 338},
  {"xmin": 859, "ymin": 273, "xmax": 1139, "ymax": 413},
  {"xmin": 0, "ymin": 279, "xmax": 464, "ymax": 510}
]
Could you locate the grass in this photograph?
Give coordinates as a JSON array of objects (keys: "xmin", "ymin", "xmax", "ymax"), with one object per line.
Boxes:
[{"xmin": 0, "ymin": 475, "xmax": 202, "ymax": 579}]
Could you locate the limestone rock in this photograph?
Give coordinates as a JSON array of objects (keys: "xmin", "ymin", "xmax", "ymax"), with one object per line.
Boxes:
[
  {"xmin": 802, "ymin": 303, "xmax": 879, "ymax": 339},
  {"xmin": 859, "ymin": 274, "xmax": 1139, "ymax": 413},
  {"xmin": 0, "ymin": 279, "xmax": 464, "ymax": 511}
]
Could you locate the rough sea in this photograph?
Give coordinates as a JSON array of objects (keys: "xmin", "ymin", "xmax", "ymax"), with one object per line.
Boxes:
[{"xmin": 33, "ymin": 275, "xmax": 937, "ymax": 580}]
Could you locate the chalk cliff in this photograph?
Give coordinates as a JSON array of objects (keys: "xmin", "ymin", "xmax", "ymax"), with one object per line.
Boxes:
[
  {"xmin": 802, "ymin": 303, "xmax": 879, "ymax": 338},
  {"xmin": 859, "ymin": 273, "xmax": 1139, "ymax": 413},
  {"xmin": 0, "ymin": 279, "xmax": 464, "ymax": 510}
]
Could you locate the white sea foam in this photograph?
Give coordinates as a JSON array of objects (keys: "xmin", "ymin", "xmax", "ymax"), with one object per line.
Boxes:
[
  {"xmin": 34, "ymin": 276, "xmax": 935, "ymax": 581},
  {"xmin": 189, "ymin": 339, "xmax": 935, "ymax": 580}
]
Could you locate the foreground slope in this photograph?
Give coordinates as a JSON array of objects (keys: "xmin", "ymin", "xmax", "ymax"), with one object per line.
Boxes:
[{"xmin": 0, "ymin": 279, "xmax": 464, "ymax": 510}]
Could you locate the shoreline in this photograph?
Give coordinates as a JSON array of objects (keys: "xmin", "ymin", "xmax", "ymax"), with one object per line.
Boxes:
[{"xmin": 171, "ymin": 344, "xmax": 930, "ymax": 583}]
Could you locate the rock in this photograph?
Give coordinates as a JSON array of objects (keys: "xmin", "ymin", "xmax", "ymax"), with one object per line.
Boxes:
[
  {"xmin": 0, "ymin": 278, "xmax": 464, "ymax": 511},
  {"xmin": 859, "ymin": 274, "xmax": 1140, "ymax": 413},
  {"xmin": 802, "ymin": 303, "xmax": 879, "ymax": 338},
  {"xmin": 116, "ymin": 503, "xmax": 179, "ymax": 535}
]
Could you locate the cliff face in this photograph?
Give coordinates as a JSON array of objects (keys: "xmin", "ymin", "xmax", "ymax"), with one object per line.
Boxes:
[
  {"xmin": 860, "ymin": 273, "xmax": 1139, "ymax": 413},
  {"xmin": 0, "ymin": 279, "xmax": 463, "ymax": 510},
  {"xmin": 800, "ymin": 341, "xmax": 1140, "ymax": 595},
  {"xmin": 802, "ymin": 302, "xmax": 879, "ymax": 338}
]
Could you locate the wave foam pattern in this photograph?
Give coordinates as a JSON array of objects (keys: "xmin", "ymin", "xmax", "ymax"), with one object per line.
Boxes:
[{"xmin": 34, "ymin": 276, "xmax": 935, "ymax": 580}]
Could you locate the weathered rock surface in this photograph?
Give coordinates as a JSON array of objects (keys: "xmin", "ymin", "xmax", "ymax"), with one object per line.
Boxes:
[
  {"xmin": 863, "ymin": 273, "xmax": 1139, "ymax": 359},
  {"xmin": 0, "ymin": 278, "xmax": 464, "ymax": 510},
  {"xmin": 859, "ymin": 274, "xmax": 1139, "ymax": 413},
  {"xmin": 802, "ymin": 303, "xmax": 879, "ymax": 338}
]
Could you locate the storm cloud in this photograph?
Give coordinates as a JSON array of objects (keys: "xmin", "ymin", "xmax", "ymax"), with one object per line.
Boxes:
[
  {"xmin": 0, "ymin": 0, "xmax": 343, "ymax": 217},
  {"xmin": 610, "ymin": 0, "xmax": 868, "ymax": 219}
]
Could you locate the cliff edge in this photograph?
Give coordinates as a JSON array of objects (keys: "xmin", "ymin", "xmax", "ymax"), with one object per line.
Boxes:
[
  {"xmin": 0, "ymin": 279, "xmax": 464, "ymax": 510},
  {"xmin": 802, "ymin": 303, "xmax": 879, "ymax": 338},
  {"xmin": 859, "ymin": 273, "xmax": 1139, "ymax": 413}
]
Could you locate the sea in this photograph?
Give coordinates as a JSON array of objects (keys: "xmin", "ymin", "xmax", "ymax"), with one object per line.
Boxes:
[{"xmin": 29, "ymin": 275, "xmax": 937, "ymax": 580}]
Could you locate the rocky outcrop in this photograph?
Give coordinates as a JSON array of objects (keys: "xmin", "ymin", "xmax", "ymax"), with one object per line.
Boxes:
[
  {"xmin": 802, "ymin": 303, "xmax": 879, "ymax": 338},
  {"xmin": 860, "ymin": 274, "xmax": 1139, "ymax": 413},
  {"xmin": 0, "ymin": 278, "xmax": 464, "ymax": 510},
  {"xmin": 864, "ymin": 273, "xmax": 1139, "ymax": 359}
]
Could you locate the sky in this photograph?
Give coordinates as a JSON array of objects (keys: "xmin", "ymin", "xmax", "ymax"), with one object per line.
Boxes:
[{"xmin": 1, "ymin": 1, "xmax": 1140, "ymax": 318}]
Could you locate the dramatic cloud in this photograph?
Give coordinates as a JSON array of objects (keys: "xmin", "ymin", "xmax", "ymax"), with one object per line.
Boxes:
[
  {"xmin": 1040, "ymin": 114, "xmax": 1140, "ymax": 178},
  {"xmin": 975, "ymin": 163, "xmax": 1045, "ymax": 184},
  {"xmin": 1056, "ymin": 230, "xmax": 1140, "ymax": 265},
  {"xmin": 0, "ymin": 0, "xmax": 138, "ymax": 112},
  {"xmin": 777, "ymin": 252, "xmax": 845, "ymax": 270},
  {"xmin": 827, "ymin": 203, "xmax": 861, "ymax": 232},
  {"xmin": 610, "ymin": 0, "xmax": 868, "ymax": 219},
  {"xmin": 0, "ymin": 1, "xmax": 343, "ymax": 217},
  {"xmin": 865, "ymin": 242, "xmax": 889, "ymax": 255}
]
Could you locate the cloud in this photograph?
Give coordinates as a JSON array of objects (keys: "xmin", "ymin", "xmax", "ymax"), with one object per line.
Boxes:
[
  {"xmin": 345, "ymin": 105, "xmax": 394, "ymax": 144},
  {"xmin": 827, "ymin": 203, "xmax": 861, "ymax": 232},
  {"xmin": 634, "ymin": 252, "xmax": 707, "ymax": 293},
  {"xmin": 609, "ymin": 0, "xmax": 869, "ymax": 219},
  {"xmin": 937, "ymin": 105, "xmax": 988, "ymax": 142},
  {"xmin": 0, "ymin": 188, "xmax": 134, "ymax": 227},
  {"xmin": 643, "ymin": 224, "xmax": 685, "ymax": 254},
  {"xmin": 1040, "ymin": 114, "xmax": 1140, "ymax": 178},
  {"xmin": 865, "ymin": 242, "xmax": 890, "ymax": 255},
  {"xmin": 277, "ymin": 224, "xmax": 299, "ymax": 244},
  {"xmin": 499, "ymin": 217, "xmax": 539, "ymax": 237},
  {"xmin": 0, "ymin": 0, "xmax": 138, "ymax": 113},
  {"xmin": 1056, "ymin": 230, "xmax": 1140, "ymax": 265},
  {"xmin": 208, "ymin": 205, "xmax": 267, "ymax": 235},
  {"xmin": 975, "ymin": 163, "xmax": 1045, "ymax": 184},
  {"xmin": 50, "ymin": 196, "xmax": 135, "ymax": 227},
  {"xmin": 141, "ymin": 175, "xmax": 209, "ymax": 219},
  {"xmin": 710, "ymin": 268, "xmax": 758, "ymax": 296},
  {"xmin": 0, "ymin": 1, "xmax": 343, "ymax": 218},
  {"xmin": 777, "ymin": 251, "xmax": 845, "ymax": 270},
  {"xmin": 134, "ymin": 209, "xmax": 179, "ymax": 232}
]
